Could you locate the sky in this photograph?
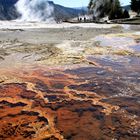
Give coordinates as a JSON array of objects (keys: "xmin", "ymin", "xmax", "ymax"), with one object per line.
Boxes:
[{"xmin": 52, "ymin": 0, "xmax": 131, "ymax": 8}]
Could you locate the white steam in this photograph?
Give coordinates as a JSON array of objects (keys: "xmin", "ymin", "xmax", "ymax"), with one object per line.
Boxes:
[
  {"xmin": 15, "ymin": 0, "xmax": 54, "ymax": 22},
  {"xmin": 91, "ymin": 0, "xmax": 111, "ymax": 17}
]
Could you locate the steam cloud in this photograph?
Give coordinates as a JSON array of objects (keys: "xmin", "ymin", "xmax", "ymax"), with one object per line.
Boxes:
[
  {"xmin": 15, "ymin": 0, "xmax": 54, "ymax": 22},
  {"xmin": 93, "ymin": 0, "xmax": 105, "ymax": 17},
  {"xmin": 91, "ymin": 0, "xmax": 111, "ymax": 17}
]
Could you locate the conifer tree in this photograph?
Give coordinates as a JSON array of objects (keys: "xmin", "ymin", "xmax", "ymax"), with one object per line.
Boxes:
[
  {"xmin": 88, "ymin": 0, "xmax": 123, "ymax": 19},
  {"xmin": 123, "ymin": 9, "xmax": 130, "ymax": 18},
  {"xmin": 131, "ymin": 0, "xmax": 140, "ymax": 14}
]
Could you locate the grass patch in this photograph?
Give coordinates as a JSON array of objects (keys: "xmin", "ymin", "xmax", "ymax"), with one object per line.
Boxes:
[{"xmin": 114, "ymin": 50, "xmax": 134, "ymax": 56}]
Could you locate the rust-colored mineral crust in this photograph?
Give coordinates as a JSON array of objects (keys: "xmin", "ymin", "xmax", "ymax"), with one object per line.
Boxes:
[{"xmin": 0, "ymin": 60, "xmax": 140, "ymax": 140}]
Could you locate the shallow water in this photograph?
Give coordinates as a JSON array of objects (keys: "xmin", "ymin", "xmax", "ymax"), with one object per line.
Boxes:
[
  {"xmin": 0, "ymin": 62, "xmax": 140, "ymax": 139},
  {"xmin": 129, "ymin": 43, "xmax": 140, "ymax": 52},
  {"xmin": 0, "ymin": 29, "xmax": 140, "ymax": 139},
  {"xmin": 94, "ymin": 35, "xmax": 136, "ymax": 49}
]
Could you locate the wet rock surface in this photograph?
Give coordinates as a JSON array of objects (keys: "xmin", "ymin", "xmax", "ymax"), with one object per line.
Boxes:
[
  {"xmin": 0, "ymin": 26, "xmax": 140, "ymax": 140},
  {"xmin": 0, "ymin": 56, "xmax": 140, "ymax": 140}
]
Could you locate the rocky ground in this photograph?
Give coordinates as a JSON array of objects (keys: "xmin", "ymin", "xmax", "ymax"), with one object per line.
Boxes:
[{"xmin": 0, "ymin": 22, "xmax": 140, "ymax": 140}]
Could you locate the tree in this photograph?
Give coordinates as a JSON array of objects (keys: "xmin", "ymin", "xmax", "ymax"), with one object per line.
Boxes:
[
  {"xmin": 88, "ymin": 0, "xmax": 93, "ymax": 9},
  {"xmin": 131, "ymin": 0, "xmax": 140, "ymax": 14},
  {"xmin": 88, "ymin": 0, "xmax": 124, "ymax": 19},
  {"xmin": 123, "ymin": 9, "xmax": 130, "ymax": 18},
  {"xmin": 88, "ymin": 0, "xmax": 94, "ymax": 14},
  {"xmin": 109, "ymin": 0, "xmax": 123, "ymax": 20}
]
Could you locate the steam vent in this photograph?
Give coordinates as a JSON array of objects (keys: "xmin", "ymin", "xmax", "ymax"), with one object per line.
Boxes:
[{"xmin": 0, "ymin": 0, "xmax": 140, "ymax": 140}]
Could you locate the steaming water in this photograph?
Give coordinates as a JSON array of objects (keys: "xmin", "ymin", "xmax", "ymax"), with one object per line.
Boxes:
[
  {"xmin": 15, "ymin": 0, "xmax": 54, "ymax": 22},
  {"xmin": 94, "ymin": 35, "xmax": 136, "ymax": 49}
]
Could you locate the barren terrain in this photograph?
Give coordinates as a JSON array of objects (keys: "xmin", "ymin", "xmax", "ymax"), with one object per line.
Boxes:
[{"xmin": 0, "ymin": 22, "xmax": 140, "ymax": 140}]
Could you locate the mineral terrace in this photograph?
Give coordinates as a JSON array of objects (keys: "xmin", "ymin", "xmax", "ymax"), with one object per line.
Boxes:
[{"xmin": 0, "ymin": 22, "xmax": 140, "ymax": 140}]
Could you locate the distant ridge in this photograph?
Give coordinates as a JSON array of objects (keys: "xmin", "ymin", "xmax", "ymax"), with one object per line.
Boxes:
[
  {"xmin": 122, "ymin": 5, "xmax": 131, "ymax": 11},
  {"xmin": 0, "ymin": 0, "xmax": 86, "ymax": 21},
  {"xmin": 0, "ymin": 0, "xmax": 19, "ymax": 20},
  {"xmin": 48, "ymin": 1, "xmax": 86, "ymax": 21}
]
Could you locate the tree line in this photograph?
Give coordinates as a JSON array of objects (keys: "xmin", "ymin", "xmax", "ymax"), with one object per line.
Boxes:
[
  {"xmin": 88, "ymin": 0, "xmax": 140, "ymax": 20},
  {"xmin": 131, "ymin": 0, "xmax": 140, "ymax": 14}
]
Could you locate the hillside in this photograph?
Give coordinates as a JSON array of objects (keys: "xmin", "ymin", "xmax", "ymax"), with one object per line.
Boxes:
[
  {"xmin": 122, "ymin": 5, "xmax": 131, "ymax": 11},
  {"xmin": 48, "ymin": 1, "xmax": 86, "ymax": 21},
  {"xmin": 0, "ymin": 0, "xmax": 85, "ymax": 21},
  {"xmin": 0, "ymin": 0, "xmax": 19, "ymax": 20}
]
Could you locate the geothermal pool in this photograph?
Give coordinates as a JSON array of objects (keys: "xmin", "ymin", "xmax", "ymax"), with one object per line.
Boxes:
[{"xmin": 0, "ymin": 23, "xmax": 140, "ymax": 140}]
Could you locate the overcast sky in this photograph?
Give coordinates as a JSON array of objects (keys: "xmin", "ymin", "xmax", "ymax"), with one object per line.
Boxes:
[{"xmin": 52, "ymin": 0, "xmax": 131, "ymax": 7}]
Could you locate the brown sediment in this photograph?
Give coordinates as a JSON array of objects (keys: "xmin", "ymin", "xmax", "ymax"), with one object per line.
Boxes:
[
  {"xmin": 0, "ymin": 61, "xmax": 140, "ymax": 140},
  {"xmin": 0, "ymin": 27, "xmax": 140, "ymax": 139}
]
